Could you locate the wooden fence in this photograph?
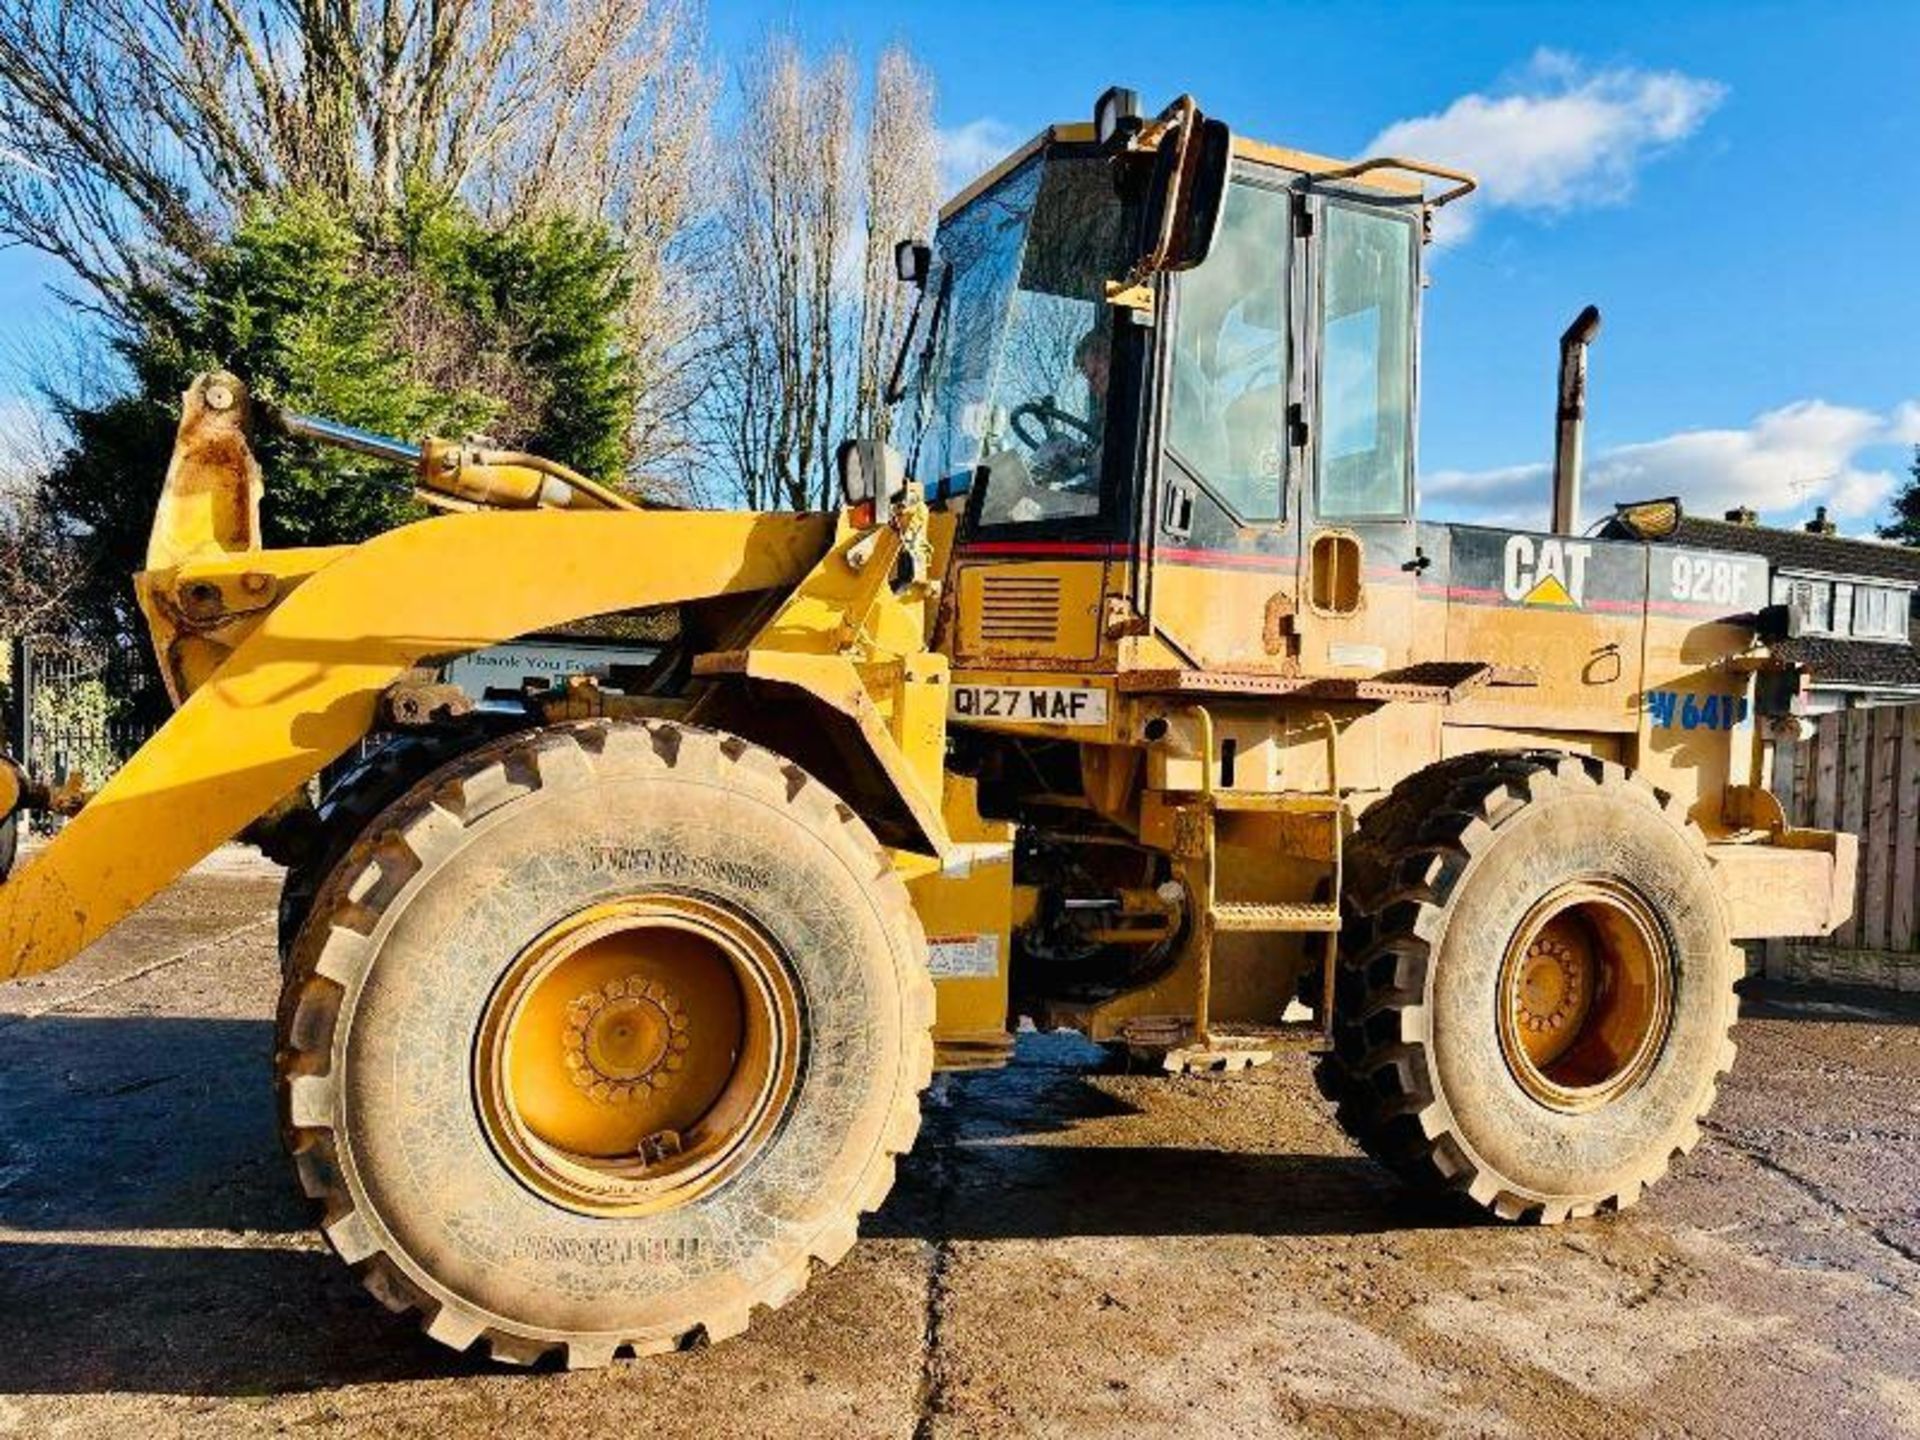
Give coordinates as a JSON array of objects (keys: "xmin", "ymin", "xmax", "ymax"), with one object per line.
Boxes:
[{"xmin": 1766, "ymin": 703, "xmax": 1920, "ymax": 987}]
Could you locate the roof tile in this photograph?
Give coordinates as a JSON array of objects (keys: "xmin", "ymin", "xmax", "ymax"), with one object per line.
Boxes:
[{"xmin": 1666, "ymin": 515, "xmax": 1920, "ymax": 586}]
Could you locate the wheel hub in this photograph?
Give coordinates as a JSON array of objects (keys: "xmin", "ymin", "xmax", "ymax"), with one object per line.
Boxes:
[
  {"xmin": 564, "ymin": 978, "xmax": 690, "ymax": 1102},
  {"xmin": 1497, "ymin": 878, "xmax": 1675, "ymax": 1113},
  {"xmin": 474, "ymin": 894, "xmax": 801, "ymax": 1216},
  {"xmin": 1514, "ymin": 932, "xmax": 1590, "ymax": 1044}
]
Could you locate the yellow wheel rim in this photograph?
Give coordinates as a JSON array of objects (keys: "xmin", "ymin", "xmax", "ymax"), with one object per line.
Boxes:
[
  {"xmin": 1496, "ymin": 879, "xmax": 1675, "ymax": 1113},
  {"xmin": 475, "ymin": 894, "xmax": 800, "ymax": 1215}
]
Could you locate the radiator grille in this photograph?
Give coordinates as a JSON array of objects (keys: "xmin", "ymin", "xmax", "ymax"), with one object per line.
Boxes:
[{"xmin": 977, "ymin": 574, "xmax": 1063, "ymax": 644}]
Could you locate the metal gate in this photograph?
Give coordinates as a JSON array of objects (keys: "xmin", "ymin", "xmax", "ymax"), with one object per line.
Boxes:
[{"xmin": 6, "ymin": 638, "xmax": 162, "ymax": 826}]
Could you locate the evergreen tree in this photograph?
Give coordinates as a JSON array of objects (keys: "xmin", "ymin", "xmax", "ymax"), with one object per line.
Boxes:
[
  {"xmin": 1881, "ymin": 445, "xmax": 1920, "ymax": 546},
  {"xmin": 41, "ymin": 189, "xmax": 637, "ymax": 656}
]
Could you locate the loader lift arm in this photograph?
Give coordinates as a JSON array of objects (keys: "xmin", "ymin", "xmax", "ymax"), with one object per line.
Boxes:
[{"xmin": 0, "ymin": 376, "xmax": 836, "ymax": 980}]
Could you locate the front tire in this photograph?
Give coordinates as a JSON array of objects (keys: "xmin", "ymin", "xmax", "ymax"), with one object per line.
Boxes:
[
  {"xmin": 276, "ymin": 731, "xmax": 476, "ymax": 964},
  {"xmin": 1319, "ymin": 752, "xmax": 1739, "ymax": 1222},
  {"xmin": 276, "ymin": 721, "xmax": 933, "ymax": 1366}
]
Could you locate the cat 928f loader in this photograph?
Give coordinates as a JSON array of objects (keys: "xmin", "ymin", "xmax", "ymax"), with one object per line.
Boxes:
[{"xmin": 0, "ymin": 90, "xmax": 1857, "ymax": 1366}]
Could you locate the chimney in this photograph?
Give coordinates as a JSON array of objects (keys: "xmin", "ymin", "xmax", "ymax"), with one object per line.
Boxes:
[
  {"xmin": 1724, "ymin": 506, "xmax": 1758, "ymax": 527},
  {"xmin": 1804, "ymin": 506, "xmax": 1837, "ymax": 536}
]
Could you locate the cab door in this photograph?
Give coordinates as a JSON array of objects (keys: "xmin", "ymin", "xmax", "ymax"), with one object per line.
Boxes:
[
  {"xmin": 1295, "ymin": 195, "xmax": 1424, "ymax": 673},
  {"xmin": 1144, "ymin": 167, "xmax": 1303, "ymax": 671}
]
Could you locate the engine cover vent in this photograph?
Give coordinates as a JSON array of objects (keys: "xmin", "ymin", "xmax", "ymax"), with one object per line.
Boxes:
[{"xmin": 978, "ymin": 574, "xmax": 1063, "ymax": 644}]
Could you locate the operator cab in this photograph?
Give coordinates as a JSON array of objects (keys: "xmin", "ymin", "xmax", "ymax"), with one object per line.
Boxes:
[{"xmin": 888, "ymin": 93, "xmax": 1472, "ymax": 679}]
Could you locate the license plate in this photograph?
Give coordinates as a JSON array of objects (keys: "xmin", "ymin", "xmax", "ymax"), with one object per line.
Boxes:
[{"xmin": 949, "ymin": 684, "xmax": 1109, "ymax": 726}]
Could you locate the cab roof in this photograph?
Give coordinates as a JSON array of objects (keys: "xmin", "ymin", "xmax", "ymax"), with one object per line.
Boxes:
[{"xmin": 938, "ymin": 119, "xmax": 1428, "ymax": 223}]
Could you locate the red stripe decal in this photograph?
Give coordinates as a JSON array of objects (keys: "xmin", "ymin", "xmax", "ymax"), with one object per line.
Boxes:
[
  {"xmin": 1645, "ymin": 599, "xmax": 1756, "ymax": 620},
  {"xmin": 958, "ymin": 540, "xmax": 1126, "ymax": 559},
  {"xmin": 1157, "ymin": 546, "xmax": 1289, "ymax": 570},
  {"xmin": 1445, "ymin": 587, "xmax": 1751, "ymax": 622},
  {"xmin": 957, "ymin": 544, "xmax": 1417, "ymax": 584},
  {"xmin": 959, "ymin": 541, "xmax": 1290, "ymax": 569}
]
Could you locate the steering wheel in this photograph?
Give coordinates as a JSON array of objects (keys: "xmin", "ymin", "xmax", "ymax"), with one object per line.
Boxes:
[{"xmin": 1009, "ymin": 397, "xmax": 1096, "ymax": 449}]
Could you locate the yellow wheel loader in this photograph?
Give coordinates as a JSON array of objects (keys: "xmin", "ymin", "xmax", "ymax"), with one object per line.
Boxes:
[{"xmin": 0, "ymin": 90, "xmax": 1857, "ymax": 1367}]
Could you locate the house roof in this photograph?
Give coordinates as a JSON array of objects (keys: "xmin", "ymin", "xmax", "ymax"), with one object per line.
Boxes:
[
  {"xmin": 1673, "ymin": 515, "xmax": 1920, "ymax": 585},
  {"xmin": 1615, "ymin": 505, "xmax": 1920, "ymax": 587},
  {"xmin": 1770, "ymin": 629, "xmax": 1920, "ymax": 691}
]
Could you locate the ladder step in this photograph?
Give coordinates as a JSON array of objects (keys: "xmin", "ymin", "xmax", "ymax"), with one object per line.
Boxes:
[
  {"xmin": 1212, "ymin": 901, "xmax": 1342, "ymax": 933},
  {"xmin": 1208, "ymin": 792, "xmax": 1343, "ymax": 815}
]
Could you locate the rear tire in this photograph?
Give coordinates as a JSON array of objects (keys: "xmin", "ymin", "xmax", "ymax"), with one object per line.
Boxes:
[
  {"xmin": 1318, "ymin": 752, "xmax": 1739, "ymax": 1222},
  {"xmin": 1341, "ymin": 751, "xmax": 1538, "ymax": 914},
  {"xmin": 276, "ymin": 720, "xmax": 933, "ymax": 1366}
]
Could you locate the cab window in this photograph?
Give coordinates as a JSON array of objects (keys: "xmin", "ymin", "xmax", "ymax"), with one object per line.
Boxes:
[
  {"xmin": 903, "ymin": 154, "xmax": 1132, "ymax": 529},
  {"xmin": 1317, "ymin": 204, "xmax": 1414, "ymax": 519},
  {"xmin": 1165, "ymin": 181, "xmax": 1290, "ymax": 521}
]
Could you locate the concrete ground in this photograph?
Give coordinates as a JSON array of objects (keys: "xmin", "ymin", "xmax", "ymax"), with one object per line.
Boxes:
[{"xmin": 2, "ymin": 862, "xmax": 1919, "ymax": 1439}]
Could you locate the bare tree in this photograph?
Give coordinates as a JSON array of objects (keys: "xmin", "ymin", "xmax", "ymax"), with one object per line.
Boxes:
[
  {"xmin": 701, "ymin": 37, "xmax": 937, "ymax": 509},
  {"xmin": 851, "ymin": 46, "xmax": 939, "ymax": 444},
  {"xmin": 706, "ymin": 39, "xmax": 853, "ymax": 510},
  {"xmin": 0, "ymin": 485, "xmax": 85, "ymax": 644},
  {"xmin": 0, "ymin": 0, "xmax": 709, "ymax": 271},
  {"xmin": 0, "ymin": 0, "xmax": 712, "ymax": 478}
]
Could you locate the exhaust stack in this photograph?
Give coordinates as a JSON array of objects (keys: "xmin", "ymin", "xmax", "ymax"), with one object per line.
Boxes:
[{"xmin": 1551, "ymin": 304, "xmax": 1602, "ymax": 535}]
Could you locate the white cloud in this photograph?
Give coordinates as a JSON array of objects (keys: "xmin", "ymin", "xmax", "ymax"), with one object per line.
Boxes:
[
  {"xmin": 1370, "ymin": 50, "xmax": 1726, "ymax": 242},
  {"xmin": 1424, "ymin": 398, "xmax": 1914, "ymax": 534},
  {"xmin": 937, "ymin": 117, "xmax": 1020, "ymax": 196},
  {"xmin": 1887, "ymin": 400, "xmax": 1920, "ymax": 446}
]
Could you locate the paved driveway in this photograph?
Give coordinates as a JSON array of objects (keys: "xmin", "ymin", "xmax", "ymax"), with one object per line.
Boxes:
[{"xmin": 2, "ymin": 864, "xmax": 1918, "ymax": 1437}]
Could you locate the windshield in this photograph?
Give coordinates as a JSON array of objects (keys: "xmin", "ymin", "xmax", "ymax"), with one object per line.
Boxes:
[{"xmin": 895, "ymin": 151, "xmax": 1132, "ymax": 526}]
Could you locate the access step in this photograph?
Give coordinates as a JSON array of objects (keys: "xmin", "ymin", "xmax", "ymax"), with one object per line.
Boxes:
[
  {"xmin": 1159, "ymin": 1020, "xmax": 1327, "ymax": 1073},
  {"xmin": 1211, "ymin": 900, "xmax": 1342, "ymax": 933}
]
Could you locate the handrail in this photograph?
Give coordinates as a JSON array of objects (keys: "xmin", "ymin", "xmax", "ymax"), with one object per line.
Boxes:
[
  {"xmin": 1309, "ymin": 155, "xmax": 1478, "ymax": 208},
  {"xmin": 1180, "ymin": 703, "xmax": 1217, "ymax": 801}
]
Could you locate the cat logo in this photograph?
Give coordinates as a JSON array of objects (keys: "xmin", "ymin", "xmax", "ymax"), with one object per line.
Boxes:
[{"xmin": 1502, "ymin": 534, "xmax": 1590, "ymax": 609}]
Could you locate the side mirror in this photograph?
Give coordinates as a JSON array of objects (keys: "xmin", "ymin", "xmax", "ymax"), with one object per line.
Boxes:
[
  {"xmin": 1093, "ymin": 86, "xmax": 1142, "ymax": 147},
  {"xmin": 1139, "ymin": 100, "xmax": 1232, "ymax": 274},
  {"xmin": 894, "ymin": 239, "xmax": 931, "ymax": 287},
  {"xmin": 837, "ymin": 438, "xmax": 908, "ymax": 518}
]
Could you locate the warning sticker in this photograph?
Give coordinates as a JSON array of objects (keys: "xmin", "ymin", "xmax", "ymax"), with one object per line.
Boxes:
[{"xmin": 926, "ymin": 933, "xmax": 1001, "ymax": 980}]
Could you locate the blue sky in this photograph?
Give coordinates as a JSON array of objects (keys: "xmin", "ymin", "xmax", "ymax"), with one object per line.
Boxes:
[
  {"xmin": 4, "ymin": 1, "xmax": 1915, "ymax": 534},
  {"xmin": 705, "ymin": 0, "xmax": 1920, "ymax": 534}
]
